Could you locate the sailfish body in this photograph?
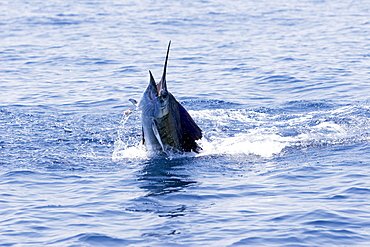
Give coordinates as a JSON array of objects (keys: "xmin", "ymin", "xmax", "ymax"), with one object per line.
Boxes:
[{"xmin": 138, "ymin": 42, "xmax": 202, "ymax": 154}]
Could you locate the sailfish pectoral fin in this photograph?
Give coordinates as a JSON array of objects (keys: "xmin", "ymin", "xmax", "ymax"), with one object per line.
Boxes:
[{"xmin": 152, "ymin": 120, "xmax": 165, "ymax": 151}]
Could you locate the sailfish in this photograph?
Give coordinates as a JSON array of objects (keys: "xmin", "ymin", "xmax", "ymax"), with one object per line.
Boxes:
[{"xmin": 137, "ymin": 41, "xmax": 202, "ymax": 154}]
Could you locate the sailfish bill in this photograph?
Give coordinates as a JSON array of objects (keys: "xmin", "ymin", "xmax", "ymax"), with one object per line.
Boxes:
[{"xmin": 137, "ymin": 41, "xmax": 202, "ymax": 154}]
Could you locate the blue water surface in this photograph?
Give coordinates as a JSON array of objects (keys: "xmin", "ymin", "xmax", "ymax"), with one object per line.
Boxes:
[{"xmin": 1, "ymin": 0, "xmax": 370, "ymax": 246}]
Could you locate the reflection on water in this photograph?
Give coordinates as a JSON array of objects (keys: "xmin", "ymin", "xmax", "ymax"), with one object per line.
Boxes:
[
  {"xmin": 139, "ymin": 157, "xmax": 197, "ymax": 197},
  {"xmin": 125, "ymin": 157, "xmax": 198, "ymax": 218}
]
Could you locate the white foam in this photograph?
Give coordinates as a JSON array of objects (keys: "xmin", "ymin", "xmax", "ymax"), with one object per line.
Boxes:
[
  {"xmin": 197, "ymin": 131, "xmax": 293, "ymax": 158},
  {"xmin": 112, "ymin": 140, "xmax": 147, "ymax": 161},
  {"xmin": 112, "ymin": 105, "xmax": 370, "ymax": 160}
]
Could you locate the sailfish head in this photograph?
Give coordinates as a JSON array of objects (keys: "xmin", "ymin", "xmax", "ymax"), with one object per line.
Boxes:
[
  {"xmin": 140, "ymin": 41, "xmax": 172, "ymax": 117},
  {"xmin": 156, "ymin": 41, "xmax": 170, "ymax": 99}
]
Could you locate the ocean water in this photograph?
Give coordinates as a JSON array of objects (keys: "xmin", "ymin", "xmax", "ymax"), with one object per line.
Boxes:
[{"xmin": 1, "ymin": 0, "xmax": 370, "ymax": 246}]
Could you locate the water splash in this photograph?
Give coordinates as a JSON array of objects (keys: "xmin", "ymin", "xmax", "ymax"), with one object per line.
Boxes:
[
  {"xmin": 113, "ymin": 103, "xmax": 370, "ymax": 160},
  {"xmin": 112, "ymin": 108, "xmax": 146, "ymax": 161}
]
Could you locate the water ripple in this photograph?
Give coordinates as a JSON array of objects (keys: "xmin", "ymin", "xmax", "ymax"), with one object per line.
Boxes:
[{"xmin": 1, "ymin": 0, "xmax": 370, "ymax": 246}]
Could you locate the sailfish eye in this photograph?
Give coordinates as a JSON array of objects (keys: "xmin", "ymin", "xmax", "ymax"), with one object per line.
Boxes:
[{"xmin": 161, "ymin": 90, "xmax": 168, "ymax": 98}]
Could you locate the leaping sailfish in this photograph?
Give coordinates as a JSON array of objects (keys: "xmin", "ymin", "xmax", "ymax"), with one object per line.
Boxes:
[{"xmin": 136, "ymin": 41, "xmax": 202, "ymax": 154}]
